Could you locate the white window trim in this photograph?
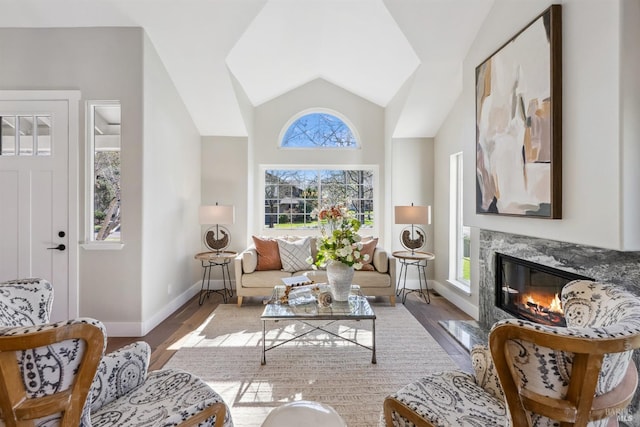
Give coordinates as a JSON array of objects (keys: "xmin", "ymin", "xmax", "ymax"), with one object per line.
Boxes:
[
  {"xmin": 259, "ymin": 164, "xmax": 379, "ymax": 236},
  {"xmin": 446, "ymin": 279, "xmax": 472, "ymax": 296},
  {"xmin": 81, "ymin": 242, "xmax": 124, "ymax": 250},
  {"xmin": 448, "ymin": 152, "xmax": 470, "ymax": 293},
  {"xmin": 82, "ymin": 100, "xmax": 123, "ymax": 250}
]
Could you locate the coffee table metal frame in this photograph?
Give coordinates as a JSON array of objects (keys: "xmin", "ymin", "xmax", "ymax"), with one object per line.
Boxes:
[{"xmin": 261, "ymin": 295, "xmax": 376, "ymax": 365}]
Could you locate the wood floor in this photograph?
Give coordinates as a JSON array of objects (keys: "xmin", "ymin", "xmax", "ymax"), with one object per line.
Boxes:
[{"xmin": 107, "ymin": 289, "xmax": 474, "ymax": 373}]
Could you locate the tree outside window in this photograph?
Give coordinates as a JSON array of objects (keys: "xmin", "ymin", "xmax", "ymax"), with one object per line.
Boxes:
[
  {"xmin": 281, "ymin": 112, "xmax": 358, "ymax": 148},
  {"xmin": 94, "ymin": 151, "xmax": 120, "ymax": 240},
  {"xmin": 269, "ymin": 111, "xmax": 372, "ymax": 230},
  {"xmin": 264, "ymin": 169, "xmax": 373, "ymax": 230},
  {"xmin": 88, "ymin": 102, "xmax": 121, "ymax": 242}
]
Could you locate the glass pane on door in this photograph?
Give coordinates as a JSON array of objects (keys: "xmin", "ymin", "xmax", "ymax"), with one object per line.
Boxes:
[
  {"xmin": 19, "ymin": 116, "xmax": 34, "ymax": 155},
  {"xmin": 1, "ymin": 116, "xmax": 16, "ymax": 155},
  {"xmin": 36, "ymin": 116, "xmax": 51, "ymax": 156}
]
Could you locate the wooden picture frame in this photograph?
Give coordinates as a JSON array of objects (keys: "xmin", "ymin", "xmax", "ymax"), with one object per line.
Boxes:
[{"xmin": 475, "ymin": 5, "xmax": 562, "ymax": 218}]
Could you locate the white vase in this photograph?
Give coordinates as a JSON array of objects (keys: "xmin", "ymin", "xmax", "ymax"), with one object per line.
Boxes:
[{"xmin": 326, "ymin": 261, "xmax": 355, "ymax": 301}]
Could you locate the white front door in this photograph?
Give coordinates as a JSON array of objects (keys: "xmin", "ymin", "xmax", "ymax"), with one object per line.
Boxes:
[{"xmin": 0, "ymin": 98, "xmax": 73, "ymax": 321}]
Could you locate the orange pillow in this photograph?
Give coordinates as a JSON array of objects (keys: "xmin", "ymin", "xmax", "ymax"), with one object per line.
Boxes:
[
  {"xmin": 359, "ymin": 238, "xmax": 378, "ymax": 271},
  {"xmin": 252, "ymin": 236, "xmax": 282, "ymax": 271}
]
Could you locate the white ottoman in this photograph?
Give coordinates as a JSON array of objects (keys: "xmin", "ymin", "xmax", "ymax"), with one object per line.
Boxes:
[{"xmin": 261, "ymin": 400, "xmax": 347, "ymax": 427}]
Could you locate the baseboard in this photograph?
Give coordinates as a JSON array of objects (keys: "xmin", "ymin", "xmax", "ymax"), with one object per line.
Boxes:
[
  {"xmin": 104, "ymin": 278, "xmax": 474, "ymax": 337},
  {"xmin": 104, "ymin": 281, "xmax": 203, "ymax": 337},
  {"xmin": 430, "ymin": 280, "xmax": 479, "ymax": 320},
  {"xmin": 141, "ymin": 282, "xmax": 205, "ymax": 335},
  {"xmin": 103, "ymin": 321, "xmax": 145, "ymax": 337}
]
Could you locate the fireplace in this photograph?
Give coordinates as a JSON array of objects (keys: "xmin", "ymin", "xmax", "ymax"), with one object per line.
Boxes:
[
  {"xmin": 477, "ymin": 231, "xmax": 640, "ymax": 417},
  {"xmin": 495, "ymin": 253, "xmax": 592, "ymax": 327}
]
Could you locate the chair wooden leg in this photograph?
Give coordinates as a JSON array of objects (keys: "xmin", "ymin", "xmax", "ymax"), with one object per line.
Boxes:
[
  {"xmin": 237, "ymin": 296, "xmax": 243, "ymax": 307},
  {"xmin": 389, "ymin": 295, "xmax": 396, "ymax": 306}
]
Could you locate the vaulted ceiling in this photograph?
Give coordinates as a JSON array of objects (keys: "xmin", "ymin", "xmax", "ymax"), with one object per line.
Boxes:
[{"xmin": 0, "ymin": 0, "xmax": 494, "ymax": 138}]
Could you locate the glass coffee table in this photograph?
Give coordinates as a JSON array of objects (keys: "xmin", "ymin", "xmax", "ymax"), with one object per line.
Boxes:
[{"xmin": 261, "ymin": 293, "xmax": 376, "ymax": 365}]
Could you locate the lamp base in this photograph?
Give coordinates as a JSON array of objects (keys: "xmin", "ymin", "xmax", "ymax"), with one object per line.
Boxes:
[
  {"xmin": 204, "ymin": 225, "xmax": 231, "ymax": 252},
  {"xmin": 400, "ymin": 226, "xmax": 426, "ymax": 253}
]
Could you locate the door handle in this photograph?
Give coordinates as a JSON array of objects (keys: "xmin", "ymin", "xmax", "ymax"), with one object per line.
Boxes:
[{"xmin": 47, "ymin": 244, "xmax": 66, "ymax": 251}]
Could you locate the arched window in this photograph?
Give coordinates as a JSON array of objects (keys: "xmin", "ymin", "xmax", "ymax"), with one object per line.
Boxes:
[{"xmin": 280, "ymin": 112, "xmax": 359, "ymax": 148}]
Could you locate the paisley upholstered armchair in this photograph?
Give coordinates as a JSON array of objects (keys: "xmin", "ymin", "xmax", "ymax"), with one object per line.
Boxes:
[
  {"xmin": 383, "ymin": 280, "xmax": 640, "ymax": 426},
  {"xmin": 0, "ymin": 278, "xmax": 233, "ymax": 427}
]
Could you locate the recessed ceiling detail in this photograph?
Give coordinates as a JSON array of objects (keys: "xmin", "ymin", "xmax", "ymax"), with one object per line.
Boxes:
[
  {"xmin": 226, "ymin": 0, "xmax": 420, "ymax": 107},
  {"xmin": 0, "ymin": 0, "xmax": 494, "ymax": 137}
]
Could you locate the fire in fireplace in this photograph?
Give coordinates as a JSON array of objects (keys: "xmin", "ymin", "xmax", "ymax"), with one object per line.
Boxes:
[{"xmin": 495, "ymin": 253, "xmax": 592, "ymax": 327}]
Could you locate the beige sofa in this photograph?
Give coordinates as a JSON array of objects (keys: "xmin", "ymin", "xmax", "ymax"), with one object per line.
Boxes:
[{"xmin": 233, "ymin": 236, "xmax": 396, "ymax": 306}]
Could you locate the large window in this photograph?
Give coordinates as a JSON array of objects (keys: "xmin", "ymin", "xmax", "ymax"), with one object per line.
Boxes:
[
  {"xmin": 268, "ymin": 110, "xmax": 371, "ymax": 230},
  {"xmin": 280, "ymin": 111, "xmax": 359, "ymax": 148},
  {"xmin": 264, "ymin": 168, "xmax": 374, "ymax": 230},
  {"xmin": 86, "ymin": 101, "xmax": 121, "ymax": 243},
  {"xmin": 449, "ymin": 152, "xmax": 470, "ymax": 291}
]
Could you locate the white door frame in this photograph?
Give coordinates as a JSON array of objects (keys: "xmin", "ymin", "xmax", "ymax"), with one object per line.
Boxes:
[{"xmin": 0, "ymin": 90, "xmax": 80, "ymax": 319}]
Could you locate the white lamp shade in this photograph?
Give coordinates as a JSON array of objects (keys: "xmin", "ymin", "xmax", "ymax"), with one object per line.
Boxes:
[
  {"xmin": 199, "ymin": 205, "xmax": 235, "ymax": 225},
  {"xmin": 395, "ymin": 205, "xmax": 431, "ymax": 225}
]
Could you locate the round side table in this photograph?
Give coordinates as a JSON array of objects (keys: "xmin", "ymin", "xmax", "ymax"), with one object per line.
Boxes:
[
  {"xmin": 392, "ymin": 250, "xmax": 435, "ymax": 304},
  {"xmin": 195, "ymin": 250, "xmax": 237, "ymax": 304}
]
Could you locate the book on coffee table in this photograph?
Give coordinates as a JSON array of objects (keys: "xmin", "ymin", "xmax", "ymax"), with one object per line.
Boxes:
[{"xmin": 281, "ymin": 275, "xmax": 313, "ymax": 287}]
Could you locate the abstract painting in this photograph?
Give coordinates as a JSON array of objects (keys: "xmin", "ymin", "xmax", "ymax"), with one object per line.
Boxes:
[{"xmin": 476, "ymin": 5, "xmax": 562, "ymax": 218}]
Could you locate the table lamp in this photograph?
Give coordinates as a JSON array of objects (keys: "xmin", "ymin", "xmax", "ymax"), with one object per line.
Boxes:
[
  {"xmin": 394, "ymin": 203, "xmax": 431, "ymax": 254},
  {"xmin": 199, "ymin": 203, "xmax": 235, "ymax": 253}
]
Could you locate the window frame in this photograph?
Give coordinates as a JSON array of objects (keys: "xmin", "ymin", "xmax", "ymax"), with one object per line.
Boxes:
[
  {"xmin": 448, "ymin": 152, "xmax": 471, "ymax": 293},
  {"xmin": 82, "ymin": 100, "xmax": 123, "ymax": 250},
  {"xmin": 259, "ymin": 164, "xmax": 379, "ymax": 235},
  {"xmin": 278, "ymin": 108, "xmax": 361, "ymax": 150}
]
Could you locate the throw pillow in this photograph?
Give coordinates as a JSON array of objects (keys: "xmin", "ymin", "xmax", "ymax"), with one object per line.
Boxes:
[
  {"xmin": 277, "ymin": 237, "xmax": 312, "ymax": 272},
  {"xmin": 359, "ymin": 237, "xmax": 378, "ymax": 271},
  {"xmin": 373, "ymin": 249, "xmax": 388, "ymax": 273},
  {"xmin": 252, "ymin": 236, "xmax": 282, "ymax": 271},
  {"xmin": 242, "ymin": 249, "xmax": 258, "ymax": 273}
]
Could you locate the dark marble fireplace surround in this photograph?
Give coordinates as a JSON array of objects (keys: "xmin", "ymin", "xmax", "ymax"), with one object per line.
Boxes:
[
  {"xmin": 472, "ymin": 230, "xmax": 640, "ymax": 422},
  {"xmin": 478, "ymin": 230, "xmax": 640, "ymax": 329}
]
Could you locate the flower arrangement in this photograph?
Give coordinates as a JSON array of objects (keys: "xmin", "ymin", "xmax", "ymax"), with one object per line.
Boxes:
[{"xmin": 310, "ymin": 205, "xmax": 369, "ymax": 269}]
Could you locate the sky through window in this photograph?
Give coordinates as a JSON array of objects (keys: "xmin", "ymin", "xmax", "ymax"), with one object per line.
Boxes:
[{"xmin": 281, "ymin": 112, "xmax": 357, "ymax": 148}]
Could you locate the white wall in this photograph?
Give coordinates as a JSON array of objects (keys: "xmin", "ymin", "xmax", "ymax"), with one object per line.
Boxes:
[
  {"xmin": 201, "ymin": 136, "xmax": 249, "ymax": 282},
  {"xmin": 466, "ymin": 0, "xmax": 630, "ymax": 250},
  {"xmin": 433, "ymin": 0, "xmax": 640, "ymax": 317},
  {"xmin": 433, "ymin": 92, "xmax": 479, "ymax": 317},
  {"xmin": 141, "ymin": 33, "xmax": 202, "ymax": 334},
  {"xmin": 202, "ymin": 83, "xmax": 430, "ymax": 287},
  {"xmin": 391, "ymin": 138, "xmax": 435, "ymax": 282},
  {"xmin": 229, "ymin": 75, "xmax": 256, "ymax": 243},
  {"xmin": 0, "ymin": 27, "xmax": 146, "ymax": 331},
  {"xmin": 0, "ymin": 27, "xmax": 205, "ymax": 336},
  {"xmin": 248, "ymin": 79, "xmax": 388, "ymax": 245},
  {"xmin": 200, "ymin": 80, "xmax": 389, "ymax": 283},
  {"xmin": 384, "ymin": 72, "xmax": 418, "ymax": 247}
]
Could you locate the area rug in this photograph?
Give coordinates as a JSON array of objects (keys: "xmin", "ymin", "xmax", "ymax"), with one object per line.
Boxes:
[{"xmin": 164, "ymin": 303, "xmax": 458, "ymax": 427}]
